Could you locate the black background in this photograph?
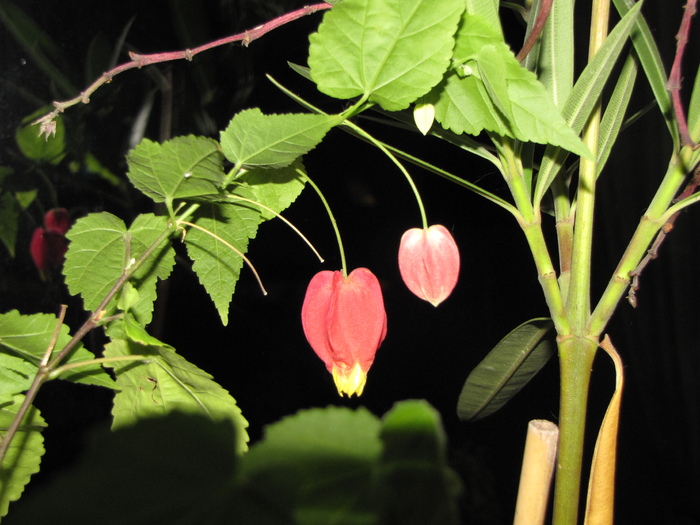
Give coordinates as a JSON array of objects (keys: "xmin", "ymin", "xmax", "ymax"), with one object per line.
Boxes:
[{"xmin": 1, "ymin": 1, "xmax": 699, "ymax": 523}]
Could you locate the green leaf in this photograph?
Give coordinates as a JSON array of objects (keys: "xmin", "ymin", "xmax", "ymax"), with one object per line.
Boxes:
[
  {"xmin": 126, "ymin": 135, "xmax": 225, "ymax": 204},
  {"xmin": 457, "ymin": 318, "xmax": 555, "ymax": 421},
  {"xmin": 5, "ymin": 412, "xmax": 239, "ymax": 525},
  {"xmin": 15, "ymin": 109, "xmax": 66, "ymax": 165},
  {"xmin": 186, "ymin": 162, "xmax": 307, "ymax": 325},
  {"xmin": 0, "ymin": 395, "xmax": 47, "ymax": 520},
  {"xmin": 613, "ymin": 0, "xmax": 678, "ymax": 144},
  {"xmin": 104, "ymin": 339, "xmax": 249, "ymax": 455},
  {"xmin": 0, "ymin": 310, "xmax": 115, "ymax": 390},
  {"xmin": 597, "ymin": 53, "xmax": 638, "ymax": 176},
  {"xmin": 432, "ymin": 13, "xmax": 590, "ymax": 158},
  {"xmin": 379, "ymin": 400, "xmax": 460, "ymax": 525},
  {"xmin": 237, "ymin": 406, "xmax": 382, "ymax": 523},
  {"xmin": 220, "ymin": 109, "xmax": 340, "ymax": 169},
  {"xmin": 534, "ymin": 1, "xmax": 643, "ymax": 203},
  {"xmin": 64, "ymin": 212, "xmax": 175, "ymax": 327},
  {"xmin": 184, "ymin": 199, "xmax": 259, "ymax": 326},
  {"xmin": 687, "ymin": 62, "xmax": 700, "ymax": 143},
  {"xmin": 308, "ymin": 0, "xmax": 464, "ymax": 111}
]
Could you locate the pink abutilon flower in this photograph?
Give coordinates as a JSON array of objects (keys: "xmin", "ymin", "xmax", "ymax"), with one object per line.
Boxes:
[
  {"xmin": 301, "ymin": 268, "xmax": 387, "ymax": 397},
  {"xmin": 398, "ymin": 224, "xmax": 460, "ymax": 307}
]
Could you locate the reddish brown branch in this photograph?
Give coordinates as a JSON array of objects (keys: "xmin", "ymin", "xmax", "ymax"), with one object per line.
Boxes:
[
  {"xmin": 516, "ymin": 0, "xmax": 553, "ymax": 63},
  {"xmin": 32, "ymin": 3, "xmax": 333, "ymax": 139},
  {"xmin": 667, "ymin": 0, "xmax": 698, "ymax": 148}
]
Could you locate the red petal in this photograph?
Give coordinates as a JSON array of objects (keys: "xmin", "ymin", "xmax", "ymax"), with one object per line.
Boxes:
[
  {"xmin": 301, "ymin": 270, "xmax": 337, "ymax": 370},
  {"xmin": 327, "ymin": 268, "xmax": 387, "ymax": 370}
]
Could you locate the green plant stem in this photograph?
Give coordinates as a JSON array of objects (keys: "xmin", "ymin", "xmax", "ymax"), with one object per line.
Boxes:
[
  {"xmin": 301, "ymin": 172, "xmax": 348, "ymax": 277},
  {"xmin": 588, "ymin": 148, "xmax": 693, "ymax": 335},
  {"xmin": 553, "ymin": 2, "xmax": 609, "ymax": 523},
  {"xmin": 553, "ymin": 335, "xmax": 598, "ymax": 525},
  {"xmin": 342, "ymin": 121, "xmax": 429, "ymax": 229}
]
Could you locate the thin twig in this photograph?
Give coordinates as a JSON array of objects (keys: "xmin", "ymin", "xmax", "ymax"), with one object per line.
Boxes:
[
  {"xmin": 516, "ymin": 0, "xmax": 553, "ymax": 63},
  {"xmin": 628, "ymin": 166, "xmax": 700, "ymax": 307},
  {"xmin": 32, "ymin": 3, "xmax": 333, "ymax": 139},
  {"xmin": 667, "ymin": 0, "xmax": 698, "ymax": 148}
]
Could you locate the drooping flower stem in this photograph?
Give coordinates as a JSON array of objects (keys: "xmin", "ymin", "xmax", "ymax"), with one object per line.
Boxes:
[
  {"xmin": 301, "ymin": 171, "xmax": 348, "ymax": 277},
  {"xmin": 343, "ymin": 121, "xmax": 429, "ymax": 229}
]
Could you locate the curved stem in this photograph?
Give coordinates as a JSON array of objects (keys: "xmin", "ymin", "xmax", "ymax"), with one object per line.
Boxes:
[
  {"xmin": 342, "ymin": 120, "xmax": 429, "ymax": 229},
  {"xmin": 301, "ymin": 172, "xmax": 348, "ymax": 277}
]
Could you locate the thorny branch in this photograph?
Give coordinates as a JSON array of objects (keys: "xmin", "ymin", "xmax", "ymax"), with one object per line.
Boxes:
[
  {"xmin": 667, "ymin": 0, "xmax": 698, "ymax": 148},
  {"xmin": 628, "ymin": 166, "xmax": 700, "ymax": 307},
  {"xmin": 32, "ymin": 3, "xmax": 333, "ymax": 139}
]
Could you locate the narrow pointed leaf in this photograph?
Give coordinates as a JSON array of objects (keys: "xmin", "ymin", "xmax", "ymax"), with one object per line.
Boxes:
[
  {"xmin": 687, "ymin": 63, "xmax": 700, "ymax": 143},
  {"xmin": 104, "ymin": 339, "xmax": 249, "ymax": 454},
  {"xmin": 220, "ymin": 109, "xmax": 340, "ymax": 169},
  {"xmin": 457, "ymin": 318, "xmax": 555, "ymax": 421},
  {"xmin": 126, "ymin": 136, "xmax": 225, "ymax": 203},
  {"xmin": 0, "ymin": 310, "xmax": 115, "ymax": 389},
  {"xmin": 0, "ymin": 395, "xmax": 47, "ymax": 519},
  {"xmin": 612, "ymin": 0, "xmax": 678, "ymax": 143},
  {"xmin": 308, "ymin": 0, "xmax": 464, "ymax": 111},
  {"xmin": 597, "ymin": 54, "xmax": 638, "ymax": 176},
  {"xmin": 534, "ymin": 2, "xmax": 643, "ymax": 203}
]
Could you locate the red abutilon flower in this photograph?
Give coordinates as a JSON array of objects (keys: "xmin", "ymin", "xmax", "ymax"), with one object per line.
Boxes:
[
  {"xmin": 30, "ymin": 208, "xmax": 70, "ymax": 280},
  {"xmin": 301, "ymin": 268, "xmax": 387, "ymax": 397},
  {"xmin": 398, "ymin": 224, "xmax": 460, "ymax": 307}
]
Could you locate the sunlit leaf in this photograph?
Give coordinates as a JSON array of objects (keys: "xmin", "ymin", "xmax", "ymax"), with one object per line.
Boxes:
[
  {"xmin": 457, "ymin": 318, "xmax": 555, "ymax": 421},
  {"xmin": 186, "ymin": 162, "xmax": 307, "ymax": 325},
  {"xmin": 432, "ymin": 13, "xmax": 590, "ymax": 158},
  {"xmin": 0, "ymin": 310, "xmax": 115, "ymax": 390},
  {"xmin": 220, "ymin": 109, "xmax": 340, "ymax": 169},
  {"xmin": 64, "ymin": 212, "xmax": 175, "ymax": 327},
  {"xmin": 126, "ymin": 135, "xmax": 225, "ymax": 204},
  {"xmin": 104, "ymin": 339, "xmax": 249, "ymax": 455},
  {"xmin": 0, "ymin": 395, "xmax": 47, "ymax": 519},
  {"xmin": 308, "ymin": 0, "xmax": 463, "ymax": 111}
]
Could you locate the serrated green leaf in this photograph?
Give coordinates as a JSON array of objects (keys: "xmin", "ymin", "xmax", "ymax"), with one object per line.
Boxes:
[
  {"xmin": 233, "ymin": 163, "xmax": 306, "ymax": 221},
  {"xmin": 5, "ymin": 413, "xmax": 238, "ymax": 524},
  {"xmin": 126, "ymin": 135, "xmax": 225, "ymax": 203},
  {"xmin": 184, "ymin": 199, "xmax": 259, "ymax": 326},
  {"xmin": 379, "ymin": 400, "xmax": 460, "ymax": 525},
  {"xmin": 457, "ymin": 318, "xmax": 555, "ymax": 421},
  {"xmin": 104, "ymin": 339, "xmax": 249, "ymax": 454},
  {"xmin": 433, "ymin": 13, "xmax": 590, "ymax": 158},
  {"xmin": 238, "ymin": 406, "xmax": 382, "ymax": 522},
  {"xmin": 0, "ymin": 394, "xmax": 47, "ymax": 519},
  {"xmin": 0, "ymin": 353, "xmax": 36, "ymax": 397},
  {"xmin": 64, "ymin": 212, "xmax": 175, "ymax": 327},
  {"xmin": 220, "ymin": 109, "xmax": 339, "ymax": 169},
  {"xmin": 15, "ymin": 108, "xmax": 66, "ymax": 165},
  {"xmin": 0, "ymin": 310, "xmax": 115, "ymax": 390},
  {"xmin": 308, "ymin": 0, "xmax": 463, "ymax": 111},
  {"xmin": 187, "ymin": 162, "xmax": 307, "ymax": 324}
]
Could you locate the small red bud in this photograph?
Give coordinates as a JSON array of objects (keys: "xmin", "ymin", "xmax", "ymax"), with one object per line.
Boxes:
[
  {"xmin": 398, "ymin": 224, "xmax": 460, "ymax": 306},
  {"xmin": 301, "ymin": 268, "xmax": 387, "ymax": 396},
  {"xmin": 43, "ymin": 208, "xmax": 70, "ymax": 235}
]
